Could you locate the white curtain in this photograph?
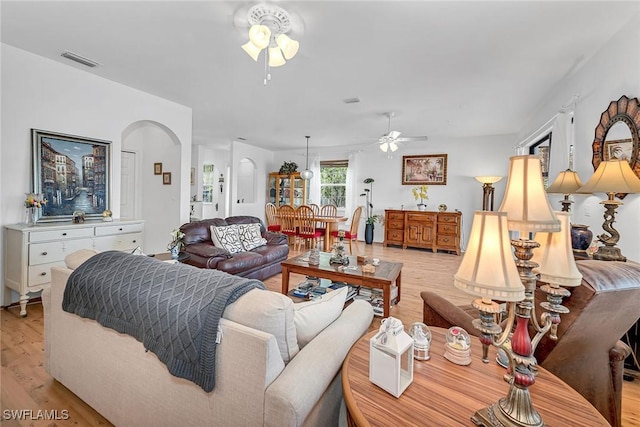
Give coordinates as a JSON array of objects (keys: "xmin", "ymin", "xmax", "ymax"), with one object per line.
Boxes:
[
  {"xmin": 344, "ymin": 152, "xmax": 357, "ymax": 222},
  {"xmin": 548, "ymin": 112, "xmax": 572, "ymax": 180}
]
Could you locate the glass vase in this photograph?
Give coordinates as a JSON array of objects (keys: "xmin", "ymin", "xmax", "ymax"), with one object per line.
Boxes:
[
  {"xmin": 24, "ymin": 207, "xmax": 38, "ymax": 225},
  {"xmin": 170, "ymin": 245, "xmax": 180, "ymax": 259}
]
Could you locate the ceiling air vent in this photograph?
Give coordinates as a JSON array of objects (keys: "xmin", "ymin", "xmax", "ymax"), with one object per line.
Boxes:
[{"xmin": 61, "ymin": 51, "xmax": 100, "ymax": 68}]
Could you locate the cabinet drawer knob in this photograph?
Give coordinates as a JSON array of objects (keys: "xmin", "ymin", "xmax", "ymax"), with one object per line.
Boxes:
[
  {"xmin": 62, "ymin": 232, "xmax": 67, "ymax": 236},
  {"xmin": 132, "ymin": 240, "xmax": 137, "ymax": 243},
  {"xmin": 119, "ymin": 228, "xmax": 124, "ymax": 231},
  {"xmin": 40, "ymin": 272, "xmax": 47, "ymax": 276},
  {"xmin": 41, "ymin": 251, "xmax": 48, "ymax": 256}
]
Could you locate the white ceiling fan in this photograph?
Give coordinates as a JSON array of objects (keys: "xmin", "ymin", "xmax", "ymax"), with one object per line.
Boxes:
[{"xmin": 377, "ymin": 112, "xmax": 428, "ymax": 157}]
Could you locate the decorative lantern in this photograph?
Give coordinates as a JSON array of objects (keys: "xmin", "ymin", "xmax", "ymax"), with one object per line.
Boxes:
[{"xmin": 369, "ymin": 317, "xmax": 414, "ymax": 397}]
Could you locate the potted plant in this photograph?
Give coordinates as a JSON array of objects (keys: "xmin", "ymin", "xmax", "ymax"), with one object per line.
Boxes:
[
  {"xmin": 167, "ymin": 229, "xmax": 185, "ymax": 259},
  {"xmin": 361, "ymin": 178, "xmax": 378, "ymax": 244},
  {"xmin": 412, "ymin": 185, "xmax": 429, "ymax": 211}
]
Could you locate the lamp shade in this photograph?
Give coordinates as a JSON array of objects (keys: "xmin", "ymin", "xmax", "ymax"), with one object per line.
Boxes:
[
  {"xmin": 379, "ymin": 141, "xmax": 399, "ymax": 153},
  {"xmin": 454, "ymin": 211, "xmax": 525, "ymax": 302},
  {"xmin": 546, "ymin": 169, "xmax": 583, "ymax": 194},
  {"xmin": 276, "ymin": 34, "xmax": 299, "ymax": 60},
  {"xmin": 475, "ymin": 176, "xmax": 503, "ymax": 185},
  {"xmin": 498, "ymin": 155, "xmax": 560, "ymax": 233},
  {"xmin": 241, "ymin": 41, "xmax": 262, "ymax": 62},
  {"xmin": 248, "ymin": 24, "xmax": 271, "ymax": 49},
  {"xmin": 578, "ymin": 159, "xmax": 640, "ymax": 194},
  {"xmin": 532, "ymin": 212, "xmax": 582, "ymax": 287},
  {"xmin": 268, "ymin": 46, "xmax": 286, "ymax": 67}
]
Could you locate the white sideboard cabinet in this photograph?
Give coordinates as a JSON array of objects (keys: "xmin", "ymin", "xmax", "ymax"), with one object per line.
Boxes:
[{"xmin": 3, "ymin": 219, "xmax": 144, "ymax": 316}]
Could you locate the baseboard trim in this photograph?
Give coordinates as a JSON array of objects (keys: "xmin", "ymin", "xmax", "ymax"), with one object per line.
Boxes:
[{"xmin": 2, "ymin": 296, "xmax": 42, "ymax": 310}]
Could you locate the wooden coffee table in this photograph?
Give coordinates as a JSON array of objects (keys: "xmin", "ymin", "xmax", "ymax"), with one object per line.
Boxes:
[
  {"xmin": 281, "ymin": 252, "xmax": 402, "ymax": 317},
  {"xmin": 342, "ymin": 327, "xmax": 609, "ymax": 427}
]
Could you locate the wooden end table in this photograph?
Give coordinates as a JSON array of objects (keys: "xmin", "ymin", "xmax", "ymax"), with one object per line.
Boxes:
[
  {"xmin": 153, "ymin": 252, "xmax": 191, "ymax": 263},
  {"xmin": 281, "ymin": 252, "xmax": 402, "ymax": 317},
  {"xmin": 342, "ymin": 327, "xmax": 609, "ymax": 427}
]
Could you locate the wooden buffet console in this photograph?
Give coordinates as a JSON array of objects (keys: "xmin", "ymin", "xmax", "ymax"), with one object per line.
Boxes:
[{"xmin": 383, "ymin": 209, "xmax": 461, "ymax": 255}]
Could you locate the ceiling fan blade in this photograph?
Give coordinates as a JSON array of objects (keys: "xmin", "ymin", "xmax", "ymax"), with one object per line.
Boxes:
[
  {"xmin": 388, "ymin": 130, "xmax": 401, "ymax": 140},
  {"xmin": 396, "ymin": 136, "xmax": 428, "ymax": 142}
]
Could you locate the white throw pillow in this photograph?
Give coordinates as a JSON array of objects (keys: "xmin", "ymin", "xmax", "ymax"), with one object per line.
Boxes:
[
  {"xmin": 236, "ymin": 223, "xmax": 267, "ymax": 251},
  {"xmin": 294, "ymin": 286, "xmax": 348, "ymax": 347},
  {"xmin": 210, "ymin": 225, "xmax": 244, "ymax": 254},
  {"xmin": 64, "ymin": 249, "xmax": 98, "ymax": 270},
  {"xmin": 223, "ymin": 289, "xmax": 299, "ymax": 363}
]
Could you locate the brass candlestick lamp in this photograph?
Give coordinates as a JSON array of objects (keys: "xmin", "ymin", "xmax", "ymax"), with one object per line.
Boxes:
[
  {"xmin": 456, "ymin": 156, "xmax": 581, "ymax": 427},
  {"xmin": 546, "ymin": 169, "xmax": 583, "ymax": 212}
]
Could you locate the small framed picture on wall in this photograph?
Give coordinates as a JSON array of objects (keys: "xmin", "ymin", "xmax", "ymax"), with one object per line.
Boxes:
[
  {"xmin": 163, "ymin": 172, "xmax": 171, "ymax": 185},
  {"xmin": 154, "ymin": 163, "xmax": 163, "ymax": 175}
]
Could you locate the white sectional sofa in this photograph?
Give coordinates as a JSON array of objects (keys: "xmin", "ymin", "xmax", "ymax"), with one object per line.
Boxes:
[{"xmin": 43, "ymin": 259, "xmax": 373, "ymax": 427}]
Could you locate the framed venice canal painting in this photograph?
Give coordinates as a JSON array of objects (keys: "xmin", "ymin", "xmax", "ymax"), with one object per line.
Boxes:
[
  {"xmin": 32, "ymin": 129, "xmax": 111, "ymax": 222},
  {"xmin": 402, "ymin": 154, "xmax": 448, "ymax": 185}
]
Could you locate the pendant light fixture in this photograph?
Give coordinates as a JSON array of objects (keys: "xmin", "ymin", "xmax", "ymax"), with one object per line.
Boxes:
[{"xmin": 300, "ymin": 135, "xmax": 313, "ymax": 180}]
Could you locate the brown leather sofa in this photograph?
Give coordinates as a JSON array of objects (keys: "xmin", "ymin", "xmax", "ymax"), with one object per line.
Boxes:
[
  {"xmin": 179, "ymin": 216, "xmax": 289, "ymax": 281},
  {"xmin": 421, "ymin": 259, "xmax": 640, "ymax": 427}
]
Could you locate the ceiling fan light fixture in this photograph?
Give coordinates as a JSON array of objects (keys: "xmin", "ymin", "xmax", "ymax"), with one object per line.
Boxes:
[
  {"xmin": 242, "ymin": 4, "xmax": 298, "ymax": 84},
  {"xmin": 390, "ymin": 142, "xmax": 398, "ymax": 152},
  {"xmin": 276, "ymin": 33, "xmax": 299, "ymax": 60},
  {"xmin": 248, "ymin": 24, "xmax": 271, "ymax": 49},
  {"xmin": 380, "ymin": 142, "xmax": 389, "ymax": 152},
  {"xmin": 268, "ymin": 46, "xmax": 286, "ymax": 67},
  {"xmin": 241, "ymin": 41, "xmax": 262, "ymax": 61}
]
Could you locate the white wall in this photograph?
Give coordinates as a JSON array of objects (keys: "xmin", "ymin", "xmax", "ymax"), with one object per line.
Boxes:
[
  {"xmin": 516, "ymin": 14, "xmax": 640, "ymax": 262},
  {"xmin": 122, "ymin": 123, "xmax": 182, "ymax": 253},
  {"xmin": 1, "ymin": 44, "xmax": 192, "ymax": 297},
  {"xmin": 229, "ymin": 140, "xmax": 274, "ymax": 222},
  {"xmin": 272, "ymin": 134, "xmax": 515, "ymax": 250}
]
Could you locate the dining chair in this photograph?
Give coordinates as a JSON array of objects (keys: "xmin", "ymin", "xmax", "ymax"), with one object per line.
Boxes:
[
  {"xmin": 320, "ymin": 204, "xmax": 338, "ymax": 218},
  {"xmin": 265, "ymin": 202, "xmax": 281, "ymax": 232},
  {"xmin": 317, "ymin": 204, "xmax": 338, "ymax": 237},
  {"xmin": 278, "ymin": 205, "xmax": 298, "ymax": 246},
  {"xmin": 331, "ymin": 205, "xmax": 363, "ymax": 254},
  {"xmin": 295, "ymin": 205, "xmax": 322, "ymax": 251},
  {"xmin": 309, "ymin": 203, "xmax": 320, "ymax": 216}
]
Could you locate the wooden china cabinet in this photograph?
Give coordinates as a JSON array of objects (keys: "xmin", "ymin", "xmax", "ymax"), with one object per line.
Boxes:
[{"xmin": 267, "ymin": 172, "xmax": 308, "ymax": 207}]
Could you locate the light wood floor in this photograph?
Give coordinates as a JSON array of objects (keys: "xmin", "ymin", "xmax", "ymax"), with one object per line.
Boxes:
[{"xmin": 1, "ymin": 243, "xmax": 639, "ymax": 426}]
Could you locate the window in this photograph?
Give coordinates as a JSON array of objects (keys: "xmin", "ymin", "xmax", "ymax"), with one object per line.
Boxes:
[
  {"xmin": 320, "ymin": 160, "xmax": 348, "ymax": 208},
  {"xmin": 203, "ymin": 164, "xmax": 214, "ymax": 203},
  {"xmin": 529, "ymin": 133, "xmax": 552, "ymax": 187}
]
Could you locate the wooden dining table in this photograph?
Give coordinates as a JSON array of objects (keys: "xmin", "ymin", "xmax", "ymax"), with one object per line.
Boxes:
[
  {"xmin": 314, "ymin": 215, "xmax": 348, "ymax": 249},
  {"xmin": 275, "ymin": 212, "xmax": 347, "ymax": 249}
]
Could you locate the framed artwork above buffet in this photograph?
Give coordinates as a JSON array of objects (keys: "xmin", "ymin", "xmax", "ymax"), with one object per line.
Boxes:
[
  {"xmin": 402, "ymin": 154, "xmax": 448, "ymax": 185},
  {"xmin": 31, "ymin": 129, "xmax": 111, "ymax": 222}
]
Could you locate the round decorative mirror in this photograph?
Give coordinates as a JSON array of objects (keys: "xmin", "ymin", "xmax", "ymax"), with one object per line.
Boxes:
[{"xmin": 591, "ymin": 95, "xmax": 640, "ymax": 199}]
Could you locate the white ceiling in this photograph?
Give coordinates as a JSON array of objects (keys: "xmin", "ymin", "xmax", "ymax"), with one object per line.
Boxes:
[{"xmin": 2, "ymin": 1, "xmax": 638, "ymax": 153}]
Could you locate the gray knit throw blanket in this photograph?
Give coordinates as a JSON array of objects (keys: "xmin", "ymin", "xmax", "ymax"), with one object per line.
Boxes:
[{"xmin": 62, "ymin": 251, "xmax": 265, "ymax": 392}]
